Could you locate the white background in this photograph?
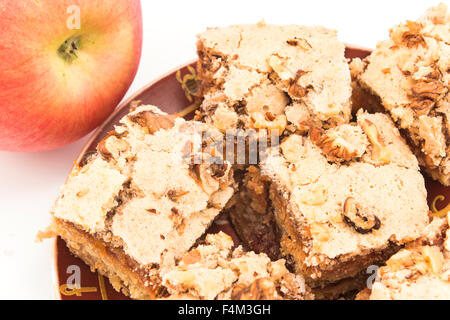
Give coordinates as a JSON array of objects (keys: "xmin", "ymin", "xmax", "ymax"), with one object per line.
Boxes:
[{"xmin": 0, "ymin": 0, "xmax": 446, "ymax": 299}]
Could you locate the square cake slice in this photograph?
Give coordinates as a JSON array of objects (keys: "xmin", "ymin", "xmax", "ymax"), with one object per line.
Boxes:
[
  {"xmin": 49, "ymin": 105, "xmax": 236, "ymax": 299},
  {"xmin": 352, "ymin": 4, "xmax": 450, "ymax": 185},
  {"xmin": 196, "ymin": 22, "xmax": 352, "ymax": 136},
  {"xmin": 161, "ymin": 232, "xmax": 311, "ymax": 300},
  {"xmin": 230, "ymin": 110, "xmax": 430, "ymax": 297},
  {"xmin": 357, "ymin": 213, "xmax": 450, "ymax": 300}
]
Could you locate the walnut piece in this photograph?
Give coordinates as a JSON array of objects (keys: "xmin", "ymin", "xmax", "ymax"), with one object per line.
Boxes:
[
  {"xmin": 310, "ymin": 124, "xmax": 368, "ymax": 163},
  {"xmin": 210, "ymin": 163, "xmax": 230, "ymax": 179},
  {"xmin": 268, "ymin": 55, "xmax": 295, "ymax": 81},
  {"xmin": 300, "ymin": 185, "xmax": 327, "ymax": 206},
  {"xmin": 231, "ymin": 278, "xmax": 277, "ymax": 300},
  {"xmin": 190, "ymin": 164, "xmax": 220, "ymax": 195},
  {"xmin": 409, "ymin": 79, "xmax": 447, "ymax": 115},
  {"xmin": 97, "ymin": 131, "xmax": 129, "ymax": 161},
  {"xmin": 128, "ymin": 110, "xmax": 176, "ymax": 134},
  {"xmin": 342, "ymin": 197, "xmax": 381, "ymax": 234},
  {"xmin": 310, "ymin": 127, "xmax": 364, "ymax": 162},
  {"xmin": 286, "ymin": 38, "xmax": 312, "ymax": 50},
  {"xmin": 288, "ymin": 70, "xmax": 309, "ymax": 99},
  {"xmin": 360, "ymin": 120, "xmax": 391, "ymax": 165},
  {"xmin": 391, "ymin": 20, "xmax": 426, "ymax": 48},
  {"xmin": 410, "ymin": 99, "xmax": 436, "ymax": 116},
  {"xmin": 411, "ymin": 80, "xmax": 447, "ymax": 100}
]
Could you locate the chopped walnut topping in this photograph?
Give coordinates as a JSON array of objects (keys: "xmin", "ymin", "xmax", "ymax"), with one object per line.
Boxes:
[
  {"xmin": 288, "ymin": 70, "xmax": 310, "ymax": 98},
  {"xmin": 190, "ymin": 164, "xmax": 220, "ymax": 195},
  {"xmin": 410, "ymin": 99, "xmax": 436, "ymax": 116},
  {"xmin": 128, "ymin": 110, "xmax": 176, "ymax": 134},
  {"xmin": 210, "ymin": 163, "xmax": 229, "ymax": 179},
  {"xmin": 231, "ymin": 278, "xmax": 277, "ymax": 300},
  {"xmin": 310, "ymin": 126, "xmax": 367, "ymax": 162},
  {"xmin": 411, "ymin": 80, "xmax": 446, "ymax": 101},
  {"xmin": 265, "ymin": 112, "xmax": 276, "ymax": 121},
  {"xmin": 409, "ymin": 79, "xmax": 447, "ymax": 115},
  {"xmin": 97, "ymin": 131, "xmax": 129, "ymax": 161},
  {"xmin": 286, "ymin": 38, "xmax": 312, "ymax": 50},
  {"xmin": 342, "ymin": 197, "xmax": 381, "ymax": 234},
  {"xmin": 360, "ymin": 120, "xmax": 391, "ymax": 165},
  {"xmin": 391, "ymin": 20, "xmax": 426, "ymax": 48}
]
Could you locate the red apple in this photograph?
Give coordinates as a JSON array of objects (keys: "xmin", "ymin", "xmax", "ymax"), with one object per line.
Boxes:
[{"xmin": 0, "ymin": 0, "xmax": 143, "ymax": 151}]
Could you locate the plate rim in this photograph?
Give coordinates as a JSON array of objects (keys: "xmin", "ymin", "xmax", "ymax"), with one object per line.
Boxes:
[{"xmin": 52, "ymin": 44, "xmax": 372, "ymax": 300}]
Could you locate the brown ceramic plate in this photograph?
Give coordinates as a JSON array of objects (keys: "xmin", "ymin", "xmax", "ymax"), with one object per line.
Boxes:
[{"xmin": 54, "ymin": 45, "xmax": 450, "ymax": 300}]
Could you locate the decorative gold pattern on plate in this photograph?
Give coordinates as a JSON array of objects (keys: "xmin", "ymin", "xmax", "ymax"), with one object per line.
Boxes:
[
  {"xmin": 59, "ymin": 284, "xmax": 98, "ymax": 297},
  {"xmin": 431, "ymin": 195, "xmax": 450, "ymax": 218},
  {"xmin": 97, "ymin": 274, "xmax": 108, "ymax": 300},
  {"xmin": 176, "ymin": 66, "xmax": 200, "ymax": 103},
  {"xmin": 178, "ymin": 103, "xmax": 199, "ymax": 118}
]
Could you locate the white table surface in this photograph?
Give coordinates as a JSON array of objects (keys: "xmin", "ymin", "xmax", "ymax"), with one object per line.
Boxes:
[{"xmin": 0, "ymin": 0, "xmax": 446, "ymax": 299}]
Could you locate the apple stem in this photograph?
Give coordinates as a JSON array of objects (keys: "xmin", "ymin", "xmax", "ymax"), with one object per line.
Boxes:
[{"xmin": 58, "ymin": 36, "xmax": 81, "ymax": 64}]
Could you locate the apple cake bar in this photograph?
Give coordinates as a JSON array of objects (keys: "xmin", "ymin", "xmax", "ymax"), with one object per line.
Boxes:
[
  {"xmin": 230, "ymin": 110, "xmax": 430, "ymax": 297},
  {"xmin": 351, "ymin": 4, "xmax": 450, "ymax": 185},
  {"xmin": 357, "ymin": 212, "xmax": 450, "ymax": 300},
  {"xmin": 46, "ymin": 104, "xmax": 310, "ymax": 300},
  {"xmin": 48, "ymin": 105, "xmax": 238, "ymax": 299},
  {"xmin": 196, "ymin": 22, "xmax": 352, "ymax": 136}
]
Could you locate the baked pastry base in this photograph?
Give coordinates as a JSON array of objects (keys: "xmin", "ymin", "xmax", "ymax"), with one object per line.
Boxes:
[{"xmin": 52, "ymin": 218, "xmax": 164, "ymax": 300}]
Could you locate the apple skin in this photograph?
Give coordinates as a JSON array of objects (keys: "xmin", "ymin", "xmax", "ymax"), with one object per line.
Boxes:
[{"xmin": 0, "ymin": 0, "xmax": 143, "ymax": 152}]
